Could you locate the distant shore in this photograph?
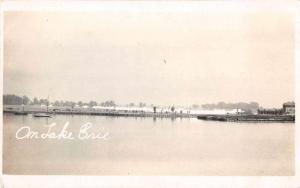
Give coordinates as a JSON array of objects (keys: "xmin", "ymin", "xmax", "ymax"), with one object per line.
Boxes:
[{"xmin": 3, "ymin": 105, "xmax": 295, "ymax": 122}]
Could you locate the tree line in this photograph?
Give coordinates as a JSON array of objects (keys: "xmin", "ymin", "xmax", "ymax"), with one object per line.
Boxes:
[
  {"xmin": 3, "ymin": 94, "xmax": 117, "ymax": 107},
  {"xmin": 3, "ymin": 94, "xmax": 149, "ymax": 108},
  {"xmin": 3, "ymin": 94, "xmax": 260, "ymax": 112}
]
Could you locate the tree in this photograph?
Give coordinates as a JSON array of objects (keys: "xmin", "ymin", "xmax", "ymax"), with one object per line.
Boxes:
[
  {"xmin": 59, "ymin": 100, "xmax": 64, "ymax": 106},
  {"xmin": 70, "ymin": 102, "xmax": 76, "ymax": 108},
  {"xmin": 22, "ymin": 95, "xmax": 30, "ymax": 105},
  {"xmin": 64, "ymin": 101, "xmax": 76, "ymax": 107},
  {"xmin": 139, "ymin": 102, "xmax": 146, "ymax": 107},
  {"xmin": 54, "ymin": 100, "xmax": 60, "ymax": 106},
  {"xmin": 88, "ymin": 101, "xmax": 97, "ymax": 107},
  {"xmin": 78, "ymin": 101, "xmax": 83, "ymax": 106},
  {"xmin": 39, "ymin": 98, "xmax": 48, "ymax": 105},
  {"xmin": 3, "ymin": 94, "xmax": 23, "ymax": 105},
  {"xmin": 217, "ymin": 102, "xmax": 226, "ymax": 109},
  {"xmin": 33, "ymin": 97, "xmax": 39, "ymax": 105},
  {"xmin": 100, "ymin": 100, "xmax": 116, "ymax": 107}
]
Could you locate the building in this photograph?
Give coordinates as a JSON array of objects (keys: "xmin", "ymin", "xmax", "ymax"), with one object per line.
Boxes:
[{"xmin": 283, "ymin": 101, "xmax": 295, "ymax": 115}]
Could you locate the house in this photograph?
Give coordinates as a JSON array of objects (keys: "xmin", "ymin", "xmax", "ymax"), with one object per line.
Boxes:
[{"xmin": 283, "ymin": 101, "xmax": 295, "ymax": 115}]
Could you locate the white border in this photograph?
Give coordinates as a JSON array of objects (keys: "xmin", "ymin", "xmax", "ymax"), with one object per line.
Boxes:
[
  {"xmin": 1, "ymin": 0, "xmax": 4, "ymax": 187},
  {"xmin": 0, "ymin": 1, "xmax": 295, "ymax": 12},
  {"xmin": 0, "ymin": 1, "xmax": 299, "ymax": 187}
]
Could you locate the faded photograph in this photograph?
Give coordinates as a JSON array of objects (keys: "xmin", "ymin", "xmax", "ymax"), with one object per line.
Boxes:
[{"xmin": 2, "ymin": 3, "xmax": 295, "ymax": 175}]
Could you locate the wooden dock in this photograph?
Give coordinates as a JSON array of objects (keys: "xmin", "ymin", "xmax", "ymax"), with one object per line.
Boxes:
[{"xmin": 3, "ymin": 108, "xmax": 196, "ymax": 118}]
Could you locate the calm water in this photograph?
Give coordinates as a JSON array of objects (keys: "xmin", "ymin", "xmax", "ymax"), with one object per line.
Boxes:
[{"xmin": 3, "ymin": 113, "xmax": 294, "ymax": 175}]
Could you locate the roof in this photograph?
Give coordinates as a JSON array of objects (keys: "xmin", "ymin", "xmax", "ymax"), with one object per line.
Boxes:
[{"xmin": 283, "ymin": 101, "xmax": 295, "ymax": 106}]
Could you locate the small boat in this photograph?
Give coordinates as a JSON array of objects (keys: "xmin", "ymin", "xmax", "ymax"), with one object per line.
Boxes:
[
  {"xmin": 33, "ymin": 113, "xmax": 52, "ymax": 118},
  {"xmin": 33, "ymin": 96, "xmax": 52, "ymax": 117},
  {"xmin": 14, "ymin": 111, "xmax": 28, "ymax": 115}
]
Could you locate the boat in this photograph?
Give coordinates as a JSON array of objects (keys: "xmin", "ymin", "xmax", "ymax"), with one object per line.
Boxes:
[
  {"xmin": 14, "ymin": 111, "xmax": 28, "ymax": 115},
  {"xmin": 33, "ymin": 113, "xmax": 52, "ymax": 118},
  {"xmin": 33, "ymin": 96, "xmax": 52, "ymax": 117}
]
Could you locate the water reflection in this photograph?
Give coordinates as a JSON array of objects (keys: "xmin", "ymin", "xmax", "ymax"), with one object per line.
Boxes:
[{"xmin": 3, "ymin": 113, "xmax": 295, "ymax": 175}]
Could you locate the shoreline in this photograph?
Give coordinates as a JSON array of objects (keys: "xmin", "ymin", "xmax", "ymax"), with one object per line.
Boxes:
[
  {"xmin": 3, "ymin": 109, "xmax": 295, "ymax": 122},
  {"xmin": 3, "ymin": 109, "xmax": 196, "ymax": 118}
]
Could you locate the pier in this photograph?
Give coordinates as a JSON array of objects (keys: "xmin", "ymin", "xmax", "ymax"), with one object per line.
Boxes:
[{"xmin": 3, "ymin": 105, "xmax": 196, "ymax": 118}]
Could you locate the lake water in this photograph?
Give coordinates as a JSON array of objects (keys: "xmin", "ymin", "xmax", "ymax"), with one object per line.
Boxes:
[{"xmin": 3, "ymin": 113, "xmax": 294, "ymax": 175}]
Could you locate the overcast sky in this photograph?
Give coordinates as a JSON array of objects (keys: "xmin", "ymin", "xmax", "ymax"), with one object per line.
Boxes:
[{"xmin": 3, "ymin": 2, "xmax": 294, "ymax": 108}]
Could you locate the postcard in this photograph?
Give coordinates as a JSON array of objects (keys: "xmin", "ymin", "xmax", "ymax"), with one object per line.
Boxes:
[{"xmin": 1, "ymin": 1, "xmax": 298, "ymax": 187}]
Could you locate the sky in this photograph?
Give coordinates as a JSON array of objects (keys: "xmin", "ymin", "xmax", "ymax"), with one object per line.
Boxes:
[{"xmin": 3, "ymin": 2, "xmax": 295, "ymax": 108}]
